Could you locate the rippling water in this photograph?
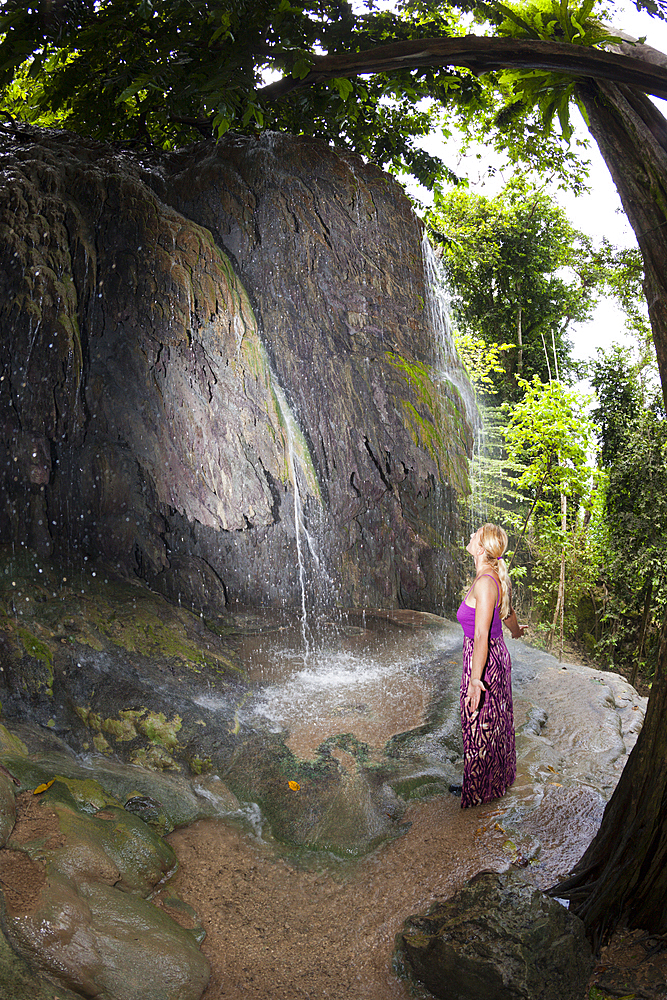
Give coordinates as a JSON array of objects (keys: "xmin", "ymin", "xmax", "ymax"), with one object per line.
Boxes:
[{"xmin": 234, "ymin": 611, "xmax": 457, "ymax": 760}]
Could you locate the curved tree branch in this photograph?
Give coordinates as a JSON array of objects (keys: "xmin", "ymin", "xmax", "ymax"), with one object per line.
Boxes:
[{"xmin": 259, "ymin": 36, "xmax": 667, "ymax": 102}]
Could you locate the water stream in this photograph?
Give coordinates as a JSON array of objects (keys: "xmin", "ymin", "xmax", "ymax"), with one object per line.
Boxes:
[{"xmin": 271, "ymin": 382, "xmax": 322, "ymax": 646}]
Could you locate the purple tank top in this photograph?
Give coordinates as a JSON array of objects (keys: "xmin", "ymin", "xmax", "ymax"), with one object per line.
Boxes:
[{"xmin": 456, "ymin": 574, "xmax": 503, "ymax": 639}]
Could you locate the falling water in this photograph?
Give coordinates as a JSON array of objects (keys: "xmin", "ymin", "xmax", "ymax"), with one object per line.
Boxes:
[
  {"xmin": 420, "ymin": 232, "xmax": 485, "ymax": 585},
  {"xmin": 468, "ymin": 423, "xmax": 489, "ymax": 531},
  {"xmin": 272, "ymin": 381, "xmax": 322, "ymax": 646},
  {"xmin": 421, "ymin": 233, "xmax": 479, "ymax": 435}
]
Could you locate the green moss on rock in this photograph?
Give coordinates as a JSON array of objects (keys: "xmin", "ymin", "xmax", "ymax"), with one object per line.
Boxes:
[
  {"xmin": 138, "ymin": 711, "xmax": 182, "ymax": 750},
  {"xmin": 385, "ymin": 351, "xmax": 471, "ymax": 494}
]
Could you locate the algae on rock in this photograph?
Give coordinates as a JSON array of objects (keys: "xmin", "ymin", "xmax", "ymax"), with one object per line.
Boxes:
[{"xmin": 0, "ymin": 736, "xmax": 211, "ymax": 1000}]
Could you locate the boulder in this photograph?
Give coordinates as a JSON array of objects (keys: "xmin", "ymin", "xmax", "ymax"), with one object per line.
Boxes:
[
  {"xmin": 397, "ymin": 869, "xmax": 594, "ymax": 1000},
  {"xmin": 4, "ymin": 874, "xmax": 210, "ymax": 1000},
  {"xmin": 0, "ymin": 773, "xmax": 210, "ymax": 1000}
]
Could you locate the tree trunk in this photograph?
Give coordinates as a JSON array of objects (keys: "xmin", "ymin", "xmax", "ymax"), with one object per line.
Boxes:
[
  {"xmin": 517, "ymin": 305, "xmax": 523, "ymax": 373},
  {"xmin": 540, "ymin": 331, "xmax": 552, "ymax": 380},
  {"xmin": 549, "ymin": 491, "xmax": 566, "ymax": 658},
  {"xmin": 549, "ymin": 77, "xmax": 667, "ymax": 946}
]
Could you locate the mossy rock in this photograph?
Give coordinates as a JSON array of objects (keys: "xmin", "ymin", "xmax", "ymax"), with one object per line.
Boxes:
[
  {"xmin": 0, "ymin": 907, "xmax": 82, "ymax": 1000},
  {"xmin": 3, "ymin": 873, "xmax": 210, "ymax": 1000},
  {"xmin": 0, "ymin": 549, "xmax": 243, "ymax": 696},
  {"xmin": 0, "ymin": 724, "xmax": 239, "ymax": 834},
  {"xmin": 0, "ymin": 758, "xmax": 208, "ymax": 1000},
  {"xmin": 392, "ymin": 775, "xmax": 454, "ymax": 801}
]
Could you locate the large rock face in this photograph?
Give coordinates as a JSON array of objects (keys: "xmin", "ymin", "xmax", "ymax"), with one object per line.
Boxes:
[{"xmin": 0, "ymin": 127, "xmax": 472, "ymax": 613}]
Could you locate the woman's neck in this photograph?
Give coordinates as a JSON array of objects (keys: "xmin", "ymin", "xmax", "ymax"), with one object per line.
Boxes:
[{"xmin": 475, "ymin": 555, "xmax": 495, "ymax": 575}]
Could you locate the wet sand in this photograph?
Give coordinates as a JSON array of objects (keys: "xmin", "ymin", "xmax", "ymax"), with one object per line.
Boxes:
[
  {"xmin": 168, "ymin": 785, "xmax": 667, "ymax": 1000},
  {"xmin": 167, "ymin": 794, "xmax": 512, "ymax": 1000},
  {"xmin": 167, "ymin": 770, "xmax": 610, "ymax": 1000}
]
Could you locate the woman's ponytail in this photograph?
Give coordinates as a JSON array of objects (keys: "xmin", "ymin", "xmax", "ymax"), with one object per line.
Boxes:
[
  {"xmin": 479, "ymin": 523, "xmax": 511, "ymax": 618},
  {"xmin": 496, "ymin": 556, "xmax": 511, "ymax": 619}
]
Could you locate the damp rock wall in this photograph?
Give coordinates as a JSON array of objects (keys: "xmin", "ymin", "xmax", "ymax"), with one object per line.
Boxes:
[{"xmin": 0, "ymin": 127, "xmax": 473, "ymax": 613}]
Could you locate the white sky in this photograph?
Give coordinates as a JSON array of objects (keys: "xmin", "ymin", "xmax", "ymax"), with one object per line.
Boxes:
[{"xmin": 399, "ymin": 2, "xmax": 667, "ymax": 369}]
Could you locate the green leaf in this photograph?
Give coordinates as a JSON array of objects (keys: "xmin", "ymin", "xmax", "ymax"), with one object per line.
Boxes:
[
  {"xmin": 115, "ymin": 76, "xmax": 150, "ymax": 104},
  {"xmin": 332, "ymin": 77, "xmax": 354, "ymax": 101},
  {"xmin": 292, "ymin": 56, "xmax": 314, "ymax": 80}
]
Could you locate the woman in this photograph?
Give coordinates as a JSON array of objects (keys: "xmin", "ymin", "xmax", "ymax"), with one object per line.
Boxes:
[{"xmin": 456, "ymin": 523, "xmax": 527, "ymax": 809}]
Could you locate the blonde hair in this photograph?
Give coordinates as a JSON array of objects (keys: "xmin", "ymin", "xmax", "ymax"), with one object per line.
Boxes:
[{"xmin": 479, "ymin": 523, "xmax": 511, "ymax": 618}]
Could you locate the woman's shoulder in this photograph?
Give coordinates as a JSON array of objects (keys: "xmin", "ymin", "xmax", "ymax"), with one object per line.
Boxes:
[{"xmin": 472, "ymin": 573, "xmax": 501, "ymax": 600}]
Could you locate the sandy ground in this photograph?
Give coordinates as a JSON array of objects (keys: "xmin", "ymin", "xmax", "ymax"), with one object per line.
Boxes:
[
  {"xmin": 2, "ymin": 784, "xmax": 666, "ymax": 999},
  {"xmin": 167, "ymin": 795, "xmax": 511, "ymax": 1000},
  {"xmin": 166, "ymin": 794, "xmax": 667, "ymax": 1000}
]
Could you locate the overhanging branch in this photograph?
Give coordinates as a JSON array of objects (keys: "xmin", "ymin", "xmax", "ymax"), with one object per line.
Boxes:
[{"xmin": 258, "ymin": 36, "xmax": 667, "ymax": 102}]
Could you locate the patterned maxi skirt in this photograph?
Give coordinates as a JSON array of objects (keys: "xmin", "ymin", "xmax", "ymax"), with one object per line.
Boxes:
[{"xmin": 460, "ymin": 635, "xmax": 516, "ymax": 809}]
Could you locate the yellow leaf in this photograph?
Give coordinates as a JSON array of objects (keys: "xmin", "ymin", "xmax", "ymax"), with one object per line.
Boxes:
[
  {"xmin": 33, "ymin": 779, "xmax": 55, "ymax": 795},
  {"xmin": 288, "ymin": 780, "xmax": 301, "ymax": 791}
]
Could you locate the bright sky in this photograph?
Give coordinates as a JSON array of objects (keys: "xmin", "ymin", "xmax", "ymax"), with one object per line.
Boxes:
[{"xmin": 398, "ymin": 2, "xmax": 667, "ymax": 370}]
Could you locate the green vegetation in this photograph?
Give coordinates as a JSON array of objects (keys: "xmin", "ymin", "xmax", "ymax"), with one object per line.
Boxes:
[
  {"xmin": 385, "ymin": 351, "xmax": 471, "ymax": 491},
  {"xmin": 442, "ymin": 183, "xmax": 666, "ymax": 681},
  {"xmin": 428, "ymin": 178, "xmax": 603, "ymax": 400},
  {"xmin": 0, "ymin": 0, "xmax": 630, "ymax": 192},
  {"xmin": 589, "ymin": 343, "xmax": 667, "ymax": 684},
  {"xmin": 0, "ymin": 0, "xmax": 481, "ymax": 187}
]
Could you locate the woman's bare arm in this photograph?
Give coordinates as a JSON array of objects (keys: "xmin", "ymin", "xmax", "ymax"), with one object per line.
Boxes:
[
  {"xmin": 502, "ymin": 607, "xmax": 528, "ymax": 638},
  {"xmin": 466, "ymin": 576, "xmax": 497, "ymax": 717}
]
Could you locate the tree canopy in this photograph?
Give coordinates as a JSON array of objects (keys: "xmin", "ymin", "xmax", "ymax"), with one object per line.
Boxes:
[
  {"xmin": 3, "ymin": 0, "xmax": 667, "ymax": 191},
  {"xmin": 428, "ymin": 177, "xmax": 601, "ymax": 399},
  {"xmin": 0, "ymin": 0, "xmax": 486, "ymax": 186}
]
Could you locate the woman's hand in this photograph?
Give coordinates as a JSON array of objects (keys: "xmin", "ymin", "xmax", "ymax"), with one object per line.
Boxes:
[
  {"xmin": 465, "ymin": 678, "xmax": 486, "ymax": 717},
  {"xmin": 503, "ymin": 608, "xmax": 528, "ymax": 639}
]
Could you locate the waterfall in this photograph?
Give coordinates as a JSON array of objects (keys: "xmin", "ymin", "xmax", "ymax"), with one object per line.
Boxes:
[
  {"xmin": 469, "ymin": 423, "xmax": 489, "ymax": 532},
  {"xmin": 272, "ymin": 381, "xmax": 322, "ymax": 640},
  {"xmin": 421, "ymin": 233, "xmax": 480, "ymax": 435},
  {"xmin": 420, "ymin": 231, "xmax": 484, "ymax": 560}
]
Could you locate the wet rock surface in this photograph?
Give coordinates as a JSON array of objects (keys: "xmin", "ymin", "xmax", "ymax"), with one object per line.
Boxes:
[
  {"xmin": 397, "ymin": 869, "xmax": 594, "ymax": 1000},
  {"xmin": 0, "ymin": 546, "xmax": 647, "ymax": 864},
  {"xmin": 0, "ymin": 127, "xmax": 472, "ymax": 613},
  {"xmin": 0, "ymin": 760, "xmax": 210, "ymax": 1000},
  {"xmin": 0, "ymin": 548, "xmax": 469, "ymax": 859},
  {"xmin": 0, "ymin": 544, "xmax": 649, "ymax": 999},
  {"xmin": 0, "ymin": 122, "xmax": 651, "ymax": 1000}
]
